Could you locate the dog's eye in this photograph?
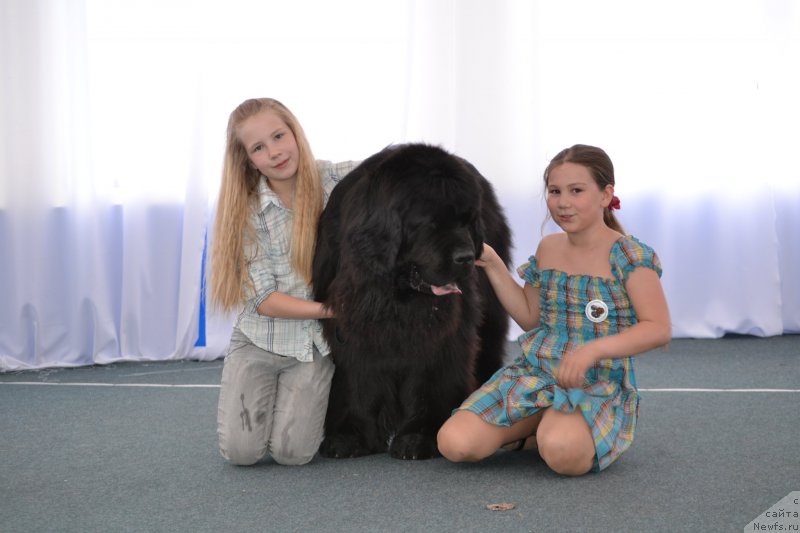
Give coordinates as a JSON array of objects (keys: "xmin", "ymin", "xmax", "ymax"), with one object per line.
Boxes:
[{"xmin": 406, "ymin": 214, "xmax": 434, "ymax": 233}]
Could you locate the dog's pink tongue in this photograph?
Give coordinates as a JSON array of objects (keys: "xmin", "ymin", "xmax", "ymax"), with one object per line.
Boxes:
[{"xmin": 431, "ymin": 283, "xmax": 462, "ymax": 296}]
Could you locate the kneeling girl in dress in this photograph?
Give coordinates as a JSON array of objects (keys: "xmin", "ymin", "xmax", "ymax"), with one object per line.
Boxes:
[{"xmin": 437, "ymin": 144, "xmax": 671, "ymax": 475}]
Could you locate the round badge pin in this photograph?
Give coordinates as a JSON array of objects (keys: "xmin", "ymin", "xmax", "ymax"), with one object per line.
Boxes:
[{"xmin": 585, "ymin": 299, "xmax": 609, "ymax": 323}]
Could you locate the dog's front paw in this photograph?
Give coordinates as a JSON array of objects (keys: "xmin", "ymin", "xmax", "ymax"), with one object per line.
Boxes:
[
  {"xmin": 389, "ymin": 433, "xmax": 440, "ymax": 460},
  {"xmin": 319, "ymin": 434, "xmax": 373, "ymax": 459}
]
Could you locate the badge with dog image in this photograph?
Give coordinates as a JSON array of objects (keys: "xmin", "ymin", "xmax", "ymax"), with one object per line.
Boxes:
[{"xmin": 585, "ymin": 299, "xmax": 609, "ymax": 323}]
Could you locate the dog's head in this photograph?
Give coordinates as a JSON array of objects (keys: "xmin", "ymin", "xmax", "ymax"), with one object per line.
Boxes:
[{"xmin": 343, "ymin": 144, "xmax": 485, "ymax": 296}]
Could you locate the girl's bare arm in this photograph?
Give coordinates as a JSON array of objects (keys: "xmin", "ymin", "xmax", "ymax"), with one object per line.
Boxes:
[{"xmin": 476, "ymin": 243, "xmax": 540, "ymax": 331}]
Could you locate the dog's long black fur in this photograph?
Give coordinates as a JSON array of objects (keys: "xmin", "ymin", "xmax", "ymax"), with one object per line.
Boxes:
[{"xmin": 313, "ymin": 143, "xmax": 512, "ymax": 460}]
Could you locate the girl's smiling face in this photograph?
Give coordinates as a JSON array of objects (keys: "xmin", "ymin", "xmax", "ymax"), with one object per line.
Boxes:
[
  {"xmin": 546, "ymin": 162, "xmax": 613, "ymax": 232},
  {"xmin": 237, "ymin": 109, "xmax": 299, "ymax": 186}
]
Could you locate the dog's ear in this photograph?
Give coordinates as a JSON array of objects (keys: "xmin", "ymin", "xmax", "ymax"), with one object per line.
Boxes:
[
  {"xmin": 458, "ymin": 159, "xmax": 486, "ymax": 250},
  {"xmin": 312, "ymin": 210, "xmax": 338, "ymax": 302},
  {"xmin": 342, "ymin": 180, "xmax": 402, "ymax": 278},
  {"xmin": 470, "ymin": 212, "xmax": 486, "ymax": 251}
]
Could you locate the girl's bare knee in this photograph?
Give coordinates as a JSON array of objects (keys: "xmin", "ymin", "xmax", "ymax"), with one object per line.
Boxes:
[
  {"xmin": 437, "ymin": 427, "xmax": 472, "ymax": 462},
  {"xmin": 437, "ymin": 424, "xmax": 486, "ymax": 463},
  {"xmin": 537, "ymin": 433, "xmax": 594, "ymax": 476}
]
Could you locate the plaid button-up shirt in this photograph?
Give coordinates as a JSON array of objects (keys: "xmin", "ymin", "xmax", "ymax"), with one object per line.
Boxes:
[{"xmin": 236, "ymin": 160, "xmax": 358, "ymax": 361}]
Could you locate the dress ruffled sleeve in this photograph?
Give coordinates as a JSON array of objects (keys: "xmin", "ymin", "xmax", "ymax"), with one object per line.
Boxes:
[
  {"xmin": 612, "ymin": 236, "xmax": 663, "ymax": 284},
  {"xmin": 516, "ymin": 255, "xmax": 541, "ymax": 288}
]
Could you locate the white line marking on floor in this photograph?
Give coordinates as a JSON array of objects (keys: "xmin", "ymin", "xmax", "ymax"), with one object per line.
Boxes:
[
  {"xmin": 0, "ymin": 382, "xmax": 220, "ymax": 388},
  {"xmin": 1, "ymin": 383, "xmax": 799, "ymax": 392},
  {"xmin": 123, "ymin": 365, "xmax": 223, "ymax": 377},
  {"xmin": 640, "ymin": 388, "xmax": 800, "ymax": 392}
]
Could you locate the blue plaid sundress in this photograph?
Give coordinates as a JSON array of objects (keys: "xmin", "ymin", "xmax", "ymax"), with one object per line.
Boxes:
[{"xmin": 460, "ymin": 235, "xmax": 662, "ymax": 471}]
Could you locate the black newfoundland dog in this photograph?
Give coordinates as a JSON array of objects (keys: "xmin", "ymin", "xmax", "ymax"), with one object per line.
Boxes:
[{"xmin": 312, "ymin": 143, "xmax": 512, "ymax": 460}]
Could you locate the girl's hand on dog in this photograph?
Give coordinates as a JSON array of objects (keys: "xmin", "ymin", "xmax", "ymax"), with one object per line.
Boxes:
[{"xmin": 475, "ymin": 243, "xmax": 500, "ymax": 269}]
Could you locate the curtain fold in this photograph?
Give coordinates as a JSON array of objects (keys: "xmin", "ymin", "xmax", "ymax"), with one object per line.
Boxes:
[
  {"xmin": 1, "ymin": 0, "xmax": 798, "ymax": 371},
  {"xmin": 0, "ymin": 0, "xmax": 212, "ymax": 370}
]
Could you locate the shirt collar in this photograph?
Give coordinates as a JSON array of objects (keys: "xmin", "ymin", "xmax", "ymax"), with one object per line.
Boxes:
[{"xmin": 257, "ymin": 176, "xmax": 284, "ymax": 212}]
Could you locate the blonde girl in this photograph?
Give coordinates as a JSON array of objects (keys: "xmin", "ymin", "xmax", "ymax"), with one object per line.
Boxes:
[{"xmin": 211, "ymin": 98, "xmax": 358, "ymax": 465}]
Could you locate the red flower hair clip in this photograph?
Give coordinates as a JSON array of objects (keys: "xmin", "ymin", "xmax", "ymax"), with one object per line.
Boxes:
[{"xmin": 609, "ymin": 195, "xmax": 621, "ymax": 210}]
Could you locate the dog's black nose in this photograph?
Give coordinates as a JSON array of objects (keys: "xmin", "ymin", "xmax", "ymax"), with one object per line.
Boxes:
[{"xmin": 453, "ymin": 249, "xmax": 475, "ymax": 265}]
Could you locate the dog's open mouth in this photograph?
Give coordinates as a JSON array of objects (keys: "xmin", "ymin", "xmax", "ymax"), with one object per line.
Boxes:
[{"xmin": 406, "ymin": 266, "xmax": 462, "ymax": 296}]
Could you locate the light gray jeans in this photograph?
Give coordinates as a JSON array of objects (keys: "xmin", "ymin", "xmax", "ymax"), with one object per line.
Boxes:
[{"xmin": 216, "ymin": 328, "xmax": 334, "ymax": 466}]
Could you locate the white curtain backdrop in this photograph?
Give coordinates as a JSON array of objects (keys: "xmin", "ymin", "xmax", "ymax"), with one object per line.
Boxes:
[{"xmin": 1, "ymin": 0, "xmax": 798, "ymax": 370}]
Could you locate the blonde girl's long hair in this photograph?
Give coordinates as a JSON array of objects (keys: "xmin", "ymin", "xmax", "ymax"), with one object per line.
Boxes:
[
  {"xmin": 542, "ymin": 144, "xmax": 625, "ymax": 235},
  {"xmin": 210, "ymin": 98, "xmax": 323, "ymax": 311}
]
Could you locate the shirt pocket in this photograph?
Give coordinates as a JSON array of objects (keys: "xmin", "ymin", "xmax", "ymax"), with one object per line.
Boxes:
[{"xmin": 266, "ymin": 232, "xmax": 292, "ymax": 278}]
